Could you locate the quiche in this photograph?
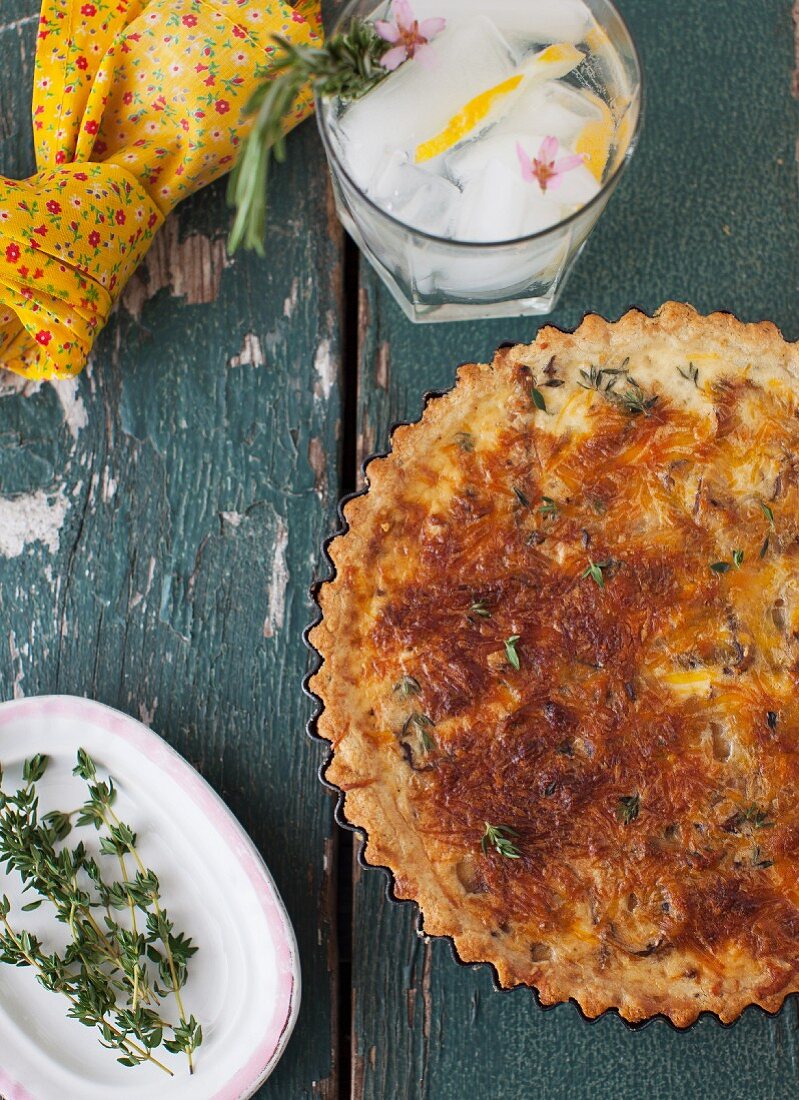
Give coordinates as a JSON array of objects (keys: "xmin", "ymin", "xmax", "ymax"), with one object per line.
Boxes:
[{"xmin": 308, "ymin": 303, "xmax": 799, "ymax": 1026}]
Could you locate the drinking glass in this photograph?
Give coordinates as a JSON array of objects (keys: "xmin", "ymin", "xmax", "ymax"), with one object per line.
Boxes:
[{"xmin": 315, "ymin": 0, "xmax": 643, "ymax": 323}]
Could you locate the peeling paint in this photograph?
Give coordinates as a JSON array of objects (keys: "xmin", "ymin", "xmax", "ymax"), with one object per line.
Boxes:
[
  {"xmin": 308, "ymin": 437, "xmax": 327, "ymax": 499},
  {"xmin": 139, "ymin": 699, "xmax": 158, "ymax": 728},
  {"xmin": 228, "ymin": 332, "xmax": 265, "ymax": 369},
  {"xmin": 375, "ymin": 342, "xmax": 391, "ymax": 390},
  {"xmin": 122, "ymin": 220, "xmax": 231, "ymax": 319},
  {"xmin": 102, "ymin": 469, "xmax": 118, "ymax": 503},
  {"xmin": 8, "ymin": 631, "xmax": 26, "ymax": 700},
  {"xmin": 220, "ymin": 510, "xmax": 244, "ymax": 528},
  {"xmin": 50, "ymin": 376, "xmax": 88, "ymax": 439},
  {"xmin": 0, "ymin": 13, "xmax": 38, "ymax": 35},
  {"xmin": 0, "ymin": 488, "xmax": 69, "ymax": 559},
  {"xmin": 263, "ymin": 518, "xmax": 289, "ymax": 638},
  {"xmin": 314, "ymin": 339, "xmax": 336, "ymax": 402},
  {"xmin": 283, "ymin": 277, "xmax": 300, "ymax": 319},
  {"xmin": 0, "ymin": 369, "xmax": 42, "ymax": 399}
]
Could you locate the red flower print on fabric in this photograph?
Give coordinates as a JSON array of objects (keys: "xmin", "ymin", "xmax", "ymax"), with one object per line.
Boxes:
[
  {"xmin": 5, "ymin": 243, "xmax": 20, "ymax": 263},
  {"xmin": 34, "ymin": 329, "xmax": 52, "ymax": 346},
  {"xmin": 215, "ymin": 99, "xmax": 230, "ymax": 114}
]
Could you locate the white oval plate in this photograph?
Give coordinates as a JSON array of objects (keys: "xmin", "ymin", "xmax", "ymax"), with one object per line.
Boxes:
[{"xmin": 0, "ymin": 696, "xmax": 300, "ymax": 1100}]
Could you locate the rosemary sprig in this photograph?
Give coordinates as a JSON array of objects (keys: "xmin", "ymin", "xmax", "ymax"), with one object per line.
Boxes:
[
  {"xmin": 0, "ymin": 752, "xmax": 201, "ymax": 1075},
  {"xmin": 481, "ymin": 822, "xmax": 521, "ymax": 859},
  {"xmin": 227, "ymin": 20, "xmax": 389, "ymax": 253}
]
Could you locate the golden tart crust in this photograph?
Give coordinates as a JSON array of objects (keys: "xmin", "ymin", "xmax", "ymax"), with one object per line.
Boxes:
[{"xmin": 309, "ymin": 303, "xmax": 799, "ymax": 1026}]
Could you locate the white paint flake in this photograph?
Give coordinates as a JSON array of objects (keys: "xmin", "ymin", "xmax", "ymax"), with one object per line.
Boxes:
[
  {"xmin": 228, "ymin": 332, "xmax": 265, "ymax": 369},
  {"xmin": 102, "ymin": 468, "xmax": 118, "ymax": 503},
  {"xmin": 220, "ymin": 511, "xmax": 244, "ymax": 528},
  {"xmin": 283, "ymin": 277, "xmax": 300, "ymax": 319},
  {"xmin": 0, "ymin": 489, "xmax": 69, "ymax": 558},
  {"xmin": 314, "ymin": 339, "xmax": 336, "ymax": 402},
  {"xmin": 50, "ymin": 376, "xmax": 88, "ymax": 440},
  {"xmin": 8, "ymin": 632, "xmax": 27, "ymax": 700},
  {"xmin": 263, "ymin": 518, "xmax": 289, "ymax": 638},
  {"xmin": 0, "ymin": 370, "xmax": 42, "ymax": 399},
  {"xmin": 139, "ymin": 699, "xmax": 158, "ymax": 728}
]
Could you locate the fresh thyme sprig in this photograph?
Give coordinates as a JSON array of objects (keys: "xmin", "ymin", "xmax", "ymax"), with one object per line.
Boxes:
[
  {"xmin": 578, "ymin": 365, "xmax": 657, "ymax": 416},
  {"xmin": 481, "ymin": 822, "xmax": 521, "ymax": 859},
  {"xmin": 0, "ymin": 752, "xmax": 201, "ymax": 1075},
  {"xmin": 227, "ymin": 20, "xmax": 389, "ymax": 254}
]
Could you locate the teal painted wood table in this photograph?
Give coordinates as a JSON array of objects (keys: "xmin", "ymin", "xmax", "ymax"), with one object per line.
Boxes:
[{"xmin": 0, "ymin": 1, "xmax": 797, "ymax": 1097}]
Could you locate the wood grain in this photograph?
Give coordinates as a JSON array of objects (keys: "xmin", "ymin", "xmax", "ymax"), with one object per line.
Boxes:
[
  {"xmin": 0, "ymin": 2, "xmax": 346, "ymax": 1095},
  {"xmin": 351, "ymin": 2, "xmax": 799, "ymax": 1098}
]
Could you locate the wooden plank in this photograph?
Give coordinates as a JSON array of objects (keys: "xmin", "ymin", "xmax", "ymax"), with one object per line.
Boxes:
[
  {"xmin": 0, "ymin": 5, "xmax": 346, "ymax": 1096},
  {"xmin": 351, "ymin": 2, "xmax": 799, "ymax": 1098}
]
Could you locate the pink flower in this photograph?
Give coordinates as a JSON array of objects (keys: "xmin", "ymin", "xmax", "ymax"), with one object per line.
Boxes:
[
  {"xmin": 181, "ymin": 13, "xmax": 198, "ymax": 27},
  {"xmin": 375, "ymin": 0, "xmax": 445, "ymax": 71},
  {"xmin": 517, "ymin": 137, "xmax": 584, "ymax": 193}
]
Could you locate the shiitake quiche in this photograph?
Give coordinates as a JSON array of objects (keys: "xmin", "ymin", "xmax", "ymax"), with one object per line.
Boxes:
[{"xmin": 308, "ymin": 303, "xmax": 799, "ymax": 1026}]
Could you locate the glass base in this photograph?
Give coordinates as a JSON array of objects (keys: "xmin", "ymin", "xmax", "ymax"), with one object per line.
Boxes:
[{"xmin": 355, "ymin": 235, "xmax": 564, "ymax": 325}]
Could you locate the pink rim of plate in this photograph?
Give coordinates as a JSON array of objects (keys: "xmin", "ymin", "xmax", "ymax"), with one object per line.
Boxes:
[{"xmin": 0, "ymin": 695, "xmax": 301, "ymax": 1100}]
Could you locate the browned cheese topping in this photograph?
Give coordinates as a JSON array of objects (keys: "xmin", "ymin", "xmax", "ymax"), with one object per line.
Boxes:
[{"xmin": 310, "ymin": 305, "xmax": 799, "ymax": 1024}]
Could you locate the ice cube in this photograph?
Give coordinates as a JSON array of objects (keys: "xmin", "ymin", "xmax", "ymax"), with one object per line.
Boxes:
[
  {"xmin": 447, "ymin": 130, "xmax": 538, "ymax": 188},
  {"xmin": 410, "ymin": 1, "xmax": 594, "ymax": 49},
  {"xmin": 492, "ymin": 80, "xmax": 605, "ymax": 148},
  {"xmin": 370, "ymin": 151, "xmax": 462, "ymax": 236},
  {"xmin": 548, "ymin": 163, "xmax": 601, "ymax": 209},
  {"xmin": 332, "ymin": 15, "xmax": 516, "ymax": 188},
  {"xmin": 454, "ymin": 159, "xmax": 528, "ymax": 242}
]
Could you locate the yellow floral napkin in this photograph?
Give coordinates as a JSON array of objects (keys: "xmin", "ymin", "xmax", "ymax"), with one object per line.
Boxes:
[{"xmin": 0, "ymin": 0, "xmax": 322, "ymax": 380}]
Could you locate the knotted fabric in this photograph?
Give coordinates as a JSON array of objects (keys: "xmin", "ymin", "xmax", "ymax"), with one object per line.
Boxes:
[{"xmin": 0, "ymin": 0, "xmax": 322, "ymax": 380}]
